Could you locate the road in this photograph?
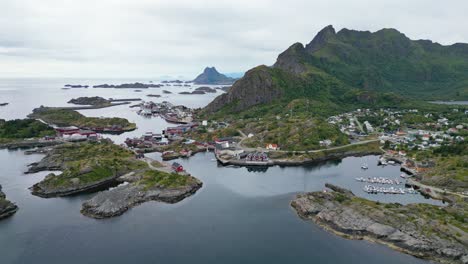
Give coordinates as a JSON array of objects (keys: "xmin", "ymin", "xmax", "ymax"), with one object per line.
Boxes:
[{"xmin": 237, "ymin": 129, "xmax": 379, "ymax": 153}]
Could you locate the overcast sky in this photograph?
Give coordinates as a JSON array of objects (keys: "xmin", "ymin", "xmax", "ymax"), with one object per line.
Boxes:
[{"xmin": 1, "ymin": 0, "xmax": 467, "ymax": 79}]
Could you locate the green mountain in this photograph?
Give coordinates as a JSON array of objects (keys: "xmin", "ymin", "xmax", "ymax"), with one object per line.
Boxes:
[
  {"xmin": 193, "ymin": 67, "xmax": 236, "ymax": 85},
  {"xmin": 205, "ymin": 26, "xmax": 468, "ymax": 115}
]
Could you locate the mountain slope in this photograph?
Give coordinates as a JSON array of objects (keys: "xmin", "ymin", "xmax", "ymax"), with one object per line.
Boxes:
[
  {"xmin": 299, "ymin": 26, "xmax": 468, "ymax": 99},
  {"xmin": 193, "ymin": 67, "xmax": 236, "ymax": 85},
  {"xmin": 205, "ymin": 26, "xmax": 468, "ymax": 115}
]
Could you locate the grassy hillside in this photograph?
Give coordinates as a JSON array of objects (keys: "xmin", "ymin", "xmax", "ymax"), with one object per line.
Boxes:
[
  {"xmin": 28, "ymin": 107, "xmax": 136, "ymax": 131},
  {"xmin": 0, "ymin": 119, "xmax": 55, "ymax": 143},
  {"xmin": 205, "ymin": 26, "xmax": 468, "ymax": 117}
]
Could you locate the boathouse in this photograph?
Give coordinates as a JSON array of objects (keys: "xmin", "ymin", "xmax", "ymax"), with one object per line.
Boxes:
[{"xmin": 172, "ymin": 162, "xmax": 184, "ymax": 172}]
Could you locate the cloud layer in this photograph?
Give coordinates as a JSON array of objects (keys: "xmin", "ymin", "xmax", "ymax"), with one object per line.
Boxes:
[{"xmin": 1, "ymin": 0, "xmax": 467, "ymax": 78}]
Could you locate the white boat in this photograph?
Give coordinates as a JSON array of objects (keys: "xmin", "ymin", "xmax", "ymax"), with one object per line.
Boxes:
[
  {"xmin": 388, "ymin": 160, "xmax": 396, "ymax": 165},
  {"xmin": 400, "ymin": 173, "xmax": 410, "ymax": 179},
  {"xmin": 361, "ymin": 163, "xmax": 368, "ymax": 170},
  {"xmin": 379, "ymin": 158, "xmax": 388, "ymax": 165}
]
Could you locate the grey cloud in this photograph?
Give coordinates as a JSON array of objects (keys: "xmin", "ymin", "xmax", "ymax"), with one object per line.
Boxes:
[{"xmin": 0, "ymin": 0, "xmax": 467, "ymax": 78}]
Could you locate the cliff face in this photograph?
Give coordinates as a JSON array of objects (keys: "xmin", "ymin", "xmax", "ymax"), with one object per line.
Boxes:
[
  {"xmin": 0, "ymin": 185, "xmax": 18, "ymax": 220},
  {"xmin": 193, "ymin": 67, "xmax": 236, "ymax": 85},
  {"xmin": 204, "ymin": 65, "xmax": 282, "ymax": 113},
  {"xmin": 273, "ymin": 42, "xmax": 308, "ymax": 75}
]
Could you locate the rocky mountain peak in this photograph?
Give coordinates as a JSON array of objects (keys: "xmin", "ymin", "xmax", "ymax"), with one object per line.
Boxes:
[
  {"xmin": 193, "ymin": 66, "xmax": 236, "ymax": 85},
  {"xmin": 273, "ymin": 42, "xmax": 308, "ymax": 74},
  {"xmin": 305, "ymin": 25, "xmax": 336, "ymax": 53}
]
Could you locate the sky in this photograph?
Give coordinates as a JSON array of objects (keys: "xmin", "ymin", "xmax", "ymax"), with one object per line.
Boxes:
[{"xmin": 1, "ymin": 0, "xmax": 467, "ymax": 79}]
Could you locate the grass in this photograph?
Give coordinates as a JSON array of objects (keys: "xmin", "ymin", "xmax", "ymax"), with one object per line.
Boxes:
[
  {"xmin": 28, "ymin": 107, "xmax": 136, "ymax": 130},
  {"xmin": 39, "ymin": 141, "xmax": 148, "ymax": 188},
  {"xmin": 138, "ymin": 170, "xmax": 196, "ymax": 189},
  {"xmin": 343, "ymin": 194, "xmax": 468, "ymax": 234},
  {"xmin": 0, "ymin": 119, "xmax": 55, "ymax": 140}
]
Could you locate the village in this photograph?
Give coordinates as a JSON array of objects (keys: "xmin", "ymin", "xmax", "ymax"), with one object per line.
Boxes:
[
  {"xmin": 135, "ymin": 100, "xmax": 194, "ymax": 124},
  {"xmin": 327, "ymin": 107, "xmax": 466, "ymax": 151}
]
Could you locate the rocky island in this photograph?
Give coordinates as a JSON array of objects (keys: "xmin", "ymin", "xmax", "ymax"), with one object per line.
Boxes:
[
  {"xmin": 26, "ymin": 141, "xmax": 203, "ymax": 218},
  {"xmin": 93, "ymin": 82, "xmax": 162, "ymax": 89},
  {"xmin": 291, "ymin": 184, "xmax": 468, "ymax": 264},
  {"xmin": 192, "ymin": 67, "xmax": 237, "ymax": 85},
  {"xmin": 28, "ymin": 141, "xmax": 148, "ymax": 197},
  {"xmin": 28, "ymin": 107, "xmax": 136, "ymax": 134},
  {"xmin": 68, "ymin": 96, "xmax": 110, "ymax": 106},
  {"xmin": 81, "ymin": 169, "xmax": 202, "ymax": 218},
  {"xmin": 179, "ymin": 90, "xmax": 206, "ymax": 95},
  {"xmin": 0, "ymin": 185, "xmax": 18, "ymax": 220}
]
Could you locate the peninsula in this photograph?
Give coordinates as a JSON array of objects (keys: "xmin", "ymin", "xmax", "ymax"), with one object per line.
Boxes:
[
  {"xmin": 28, "ymin": 107, "xmax": 136, "ymax": 134},
  {"xmin": 292, "ymin": 184, "xmax": 467, "ymax": 264},
  {"xmin": 27, "ymin": 141, "xmax": 202, "ymax": 218}
]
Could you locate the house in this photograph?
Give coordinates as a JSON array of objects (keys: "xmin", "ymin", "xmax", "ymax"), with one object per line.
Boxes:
[
  {"xmin": 215, "ymin": 140, "xmax": 230, "ymax": 149},
  {"xmin": 265, "ymin": 143, "xmax": 279, "ymax": 150},
  {"xmin": 319, "ymin": 139, "xmax": 332, "ymax": 147},
  {"xmin": 172, "ymin": 162, "xmax": 184, "ymax": 172},
  {"xmin": 55, "ymin": 126, "xmax": 80, "ymax": 136}
]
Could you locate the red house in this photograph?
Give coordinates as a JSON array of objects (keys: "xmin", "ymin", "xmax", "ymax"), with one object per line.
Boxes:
[{"xmin": 172, "ymin": 162, "xmax": 184, "ymax": 172}]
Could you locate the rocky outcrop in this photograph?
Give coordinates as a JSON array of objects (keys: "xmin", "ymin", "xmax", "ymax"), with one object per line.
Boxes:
[
  {"xmin": 195, "ymin": 86, "xmax": 217, "ymax": 93},
  {"xmin": 291, "ymin": 184, "xmax": 468, "ymax": 264},
  {"xmin": 193, "ymin": 67, "xmax": 236, "ymax": 85},
  {"xmin": 179, "ymin": 91, "xmax": 206, "ymax": 95},
  {"xmin": 64, "ymin": 84, "xmax": 89, "ymax": 88},
  {"xmin": 0, "ymin": 139, "xmax": 63, "ymax": 150},
  {"xmin": 305, "ymin": 25, "xmax": 336, "ymax": 53},
  {"xmin": 204, "ymin": 65, "xmax": 282, "ymax": 113},
  {"xmin": 68, "ymin": 96, "xmax": 109, "ymax": 106},
  {"xmin": 81, "ymin": 177, "xmax": 202, "ymax": 219},
  {"xmin": 273, "ymin": 42, "xmax": 308, "ymax": 75},
  {"xmin": 0, "ymin": 185, "xmax": 18, "ymax": 220},
  {"xmin": 93, "ymin": 83, "xmax": 162, "ymax": 89},
  {"xmin": 30, "ymin": 174, "xmax": 120, "ymax": 198}
]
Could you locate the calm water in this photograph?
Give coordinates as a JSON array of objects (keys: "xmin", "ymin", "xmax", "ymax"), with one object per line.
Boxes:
[{"xmin": 0, "ymin": 79, "xmax": 440, "ymax": 264}]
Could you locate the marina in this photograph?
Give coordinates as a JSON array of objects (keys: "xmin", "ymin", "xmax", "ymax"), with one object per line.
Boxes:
[
  {"xmin": 363, "ymin": 185, "xmax": 419, "ymax": 195},
  {"xmin": 355, "ymin": 177, "xmax": 403, "ymax": 185}
]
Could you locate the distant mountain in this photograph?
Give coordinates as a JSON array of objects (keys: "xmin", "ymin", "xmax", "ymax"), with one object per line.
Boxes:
[
  {"xmin": 205, "ymin": 25, "xmax": 468, "ymax": 114},
  {"xmin": 225, "ymin": 72, "xmax": 245, "ymax": 79},
  {"xmin": 193, "ymin": 67, "xmax": 237, "ymax": 85}
]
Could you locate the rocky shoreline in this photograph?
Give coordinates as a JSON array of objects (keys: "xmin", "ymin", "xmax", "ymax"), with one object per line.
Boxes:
[
  {"xmin": 0, "ymin": 185, "xmax": 18, "ymax": 220},
  {"xmin": 0, "ymin": 139, "xmax": 63, "ymax": 150},
  {"xmin": 30, "ymin": 174, "xmax": 120, "ymax": 198},
  {"xmin": 81, "ymin": 177, "xmax": 202, "ymax": 219},
  {"xmin": 291, "ymin": 184, "xmax": 468, "ymax": 264},
  {"xmin": 217, "ymin": 149, "xmax": 383, "ymax": 167}
]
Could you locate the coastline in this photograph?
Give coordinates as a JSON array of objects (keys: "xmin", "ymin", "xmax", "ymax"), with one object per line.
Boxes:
[{"xmin": 291, "ymin": 184, "xmax": 468, "ymax": 264}]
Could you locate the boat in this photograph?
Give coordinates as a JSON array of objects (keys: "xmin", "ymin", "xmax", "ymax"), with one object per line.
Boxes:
[
  {"xmin": 400, "ymin": 173, "xmax": 410, "ymax": 179},
  {"xmin": 379, "ymin": 157, "xmax": 388, "ymax": 166},
  {"xmin": 361, "ymin": 163, "xmax": 368, "ymax": 170},
  {"xmin": 388, "ymin": 160, "xmax": 396, "ymax": 165}
]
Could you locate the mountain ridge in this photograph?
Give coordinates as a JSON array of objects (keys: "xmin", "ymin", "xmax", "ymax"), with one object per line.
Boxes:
[{"xmin": 204, "ymin": 25, "xmax": 468, "ymax": 115}]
